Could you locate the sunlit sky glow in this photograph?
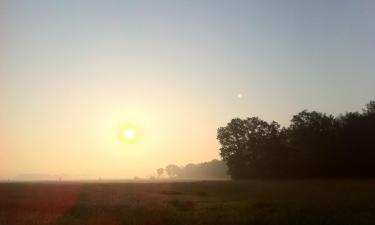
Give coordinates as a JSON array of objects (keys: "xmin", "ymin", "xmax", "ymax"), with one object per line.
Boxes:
[{"xmin": 1, "ymin": 0, "xmax": 374, "ymax": 179}]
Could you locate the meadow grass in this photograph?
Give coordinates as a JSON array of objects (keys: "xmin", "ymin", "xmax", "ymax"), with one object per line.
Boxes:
[{"xmin": 1, "ymin": 180, "xmax": 375, "ymax": 225}]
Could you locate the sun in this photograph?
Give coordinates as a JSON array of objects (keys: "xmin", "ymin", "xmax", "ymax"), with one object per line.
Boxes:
[
  {"xmin": 123, "ymin": 128, "xmax": 135, "ymax": 140},
  {"xmin": 119, "ymin": 125, "xmax": 139, "ymax": 143}
]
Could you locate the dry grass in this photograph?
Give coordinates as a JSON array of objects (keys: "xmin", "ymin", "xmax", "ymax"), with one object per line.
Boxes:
[{"xmin": 1, "ymin": 180, "xmax": 375, "ymax": 225}]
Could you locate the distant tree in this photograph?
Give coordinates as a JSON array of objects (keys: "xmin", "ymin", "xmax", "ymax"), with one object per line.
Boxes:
[
  {"xmin": 165, "ymin": 164, "xmax": 181, "ymax": 178},
  {"xmin": 163, "ymin": 160, "xmax": 229, "ymax": 179},
  {"xmin": 157, "ymin": 168, "xmax": 164, "ymax": 178},
  {"xmin": 364, "ymin": 100, "xmax": 375, "ymax": 115}
]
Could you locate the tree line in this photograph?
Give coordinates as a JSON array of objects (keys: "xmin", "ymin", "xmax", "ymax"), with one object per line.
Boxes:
[
  {"xmin": 217, "ymin": 101, "xmax": 375, "ymax": 179},
  {"xmin": 156, "ymin": 160, "xmax": 229, "ymax": 179}
]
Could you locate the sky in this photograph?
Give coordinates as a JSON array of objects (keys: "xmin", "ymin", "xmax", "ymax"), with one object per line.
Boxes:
[{"xmin": 1, "ymin": 0, "xmax": 374, "ymax": 179}]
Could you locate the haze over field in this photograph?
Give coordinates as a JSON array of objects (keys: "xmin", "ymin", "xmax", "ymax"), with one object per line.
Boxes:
[{"xmin": 1, "ymin": 0, "xmax": 375, "ymax": 179}]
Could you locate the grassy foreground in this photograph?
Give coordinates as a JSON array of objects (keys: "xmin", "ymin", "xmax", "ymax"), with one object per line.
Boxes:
[{"xmin": 1, "ymin": 180, "xmax": 375, "ymax": 225}]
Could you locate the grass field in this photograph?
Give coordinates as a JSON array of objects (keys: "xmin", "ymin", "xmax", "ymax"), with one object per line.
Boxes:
[{"xmin": 1, "ymin": 180, "xmax": 375, "ymax": 225}]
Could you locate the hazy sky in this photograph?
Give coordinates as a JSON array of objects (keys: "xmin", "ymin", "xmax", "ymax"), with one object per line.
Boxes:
[{"xmin": 1, "ymin": 0, "xmax": 374, "ymax": 179}]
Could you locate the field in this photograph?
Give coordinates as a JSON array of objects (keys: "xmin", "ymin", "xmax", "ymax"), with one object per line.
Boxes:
[{"xmin": 1, "ymin": 180, "xmax": 375, "ymax": 225}]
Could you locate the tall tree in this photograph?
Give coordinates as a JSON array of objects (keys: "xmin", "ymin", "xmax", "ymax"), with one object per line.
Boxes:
[
  {"xmin": 287, "ymin": 110, "xmax": 338, "ymax": 176},
  {"xmin": 217, "ymin": 117, "xmax": 284, "ymax": 178}
]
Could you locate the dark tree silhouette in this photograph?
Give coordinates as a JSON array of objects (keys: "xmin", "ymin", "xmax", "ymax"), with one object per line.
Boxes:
[
  {"xmin": 218, "ymin": 101, "xmax": 375, "ymax": 179},
  {"xmin": 217, "ymin": 117, "xmax": 285, "ymax": 178},
  {"xmin": 287, "ymin": 110, "xmax": 338, "ymax": 177},
  {"xmin": 364, "ymin": 100, "xmax": 375, "ymax": 115}
]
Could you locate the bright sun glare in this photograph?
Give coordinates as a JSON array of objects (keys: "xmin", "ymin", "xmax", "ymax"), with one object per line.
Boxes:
[
  {"xmin": 120, "ymin": 126, "xmax": 138, "ymax": 143},
  {"xmin": 123, "ymin": 129, "xmax": 135, "ymax": 140}
]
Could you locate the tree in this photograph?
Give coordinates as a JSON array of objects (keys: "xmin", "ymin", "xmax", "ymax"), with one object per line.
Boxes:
[
  {"xmin": 217, "ymin": 101, "xmax": 375, "ymax": 179},
  {"xmin": 217, "ymin": 117, "xmax": 284, "ymax": 178},
  {"xmin": 162, "ymin": 160, "xmax": 229, "ymax": 179},
  {"xmin": 165, "ymin": 164, "xmax": 181, "ymax": 178},
  {"xmin": 287, "ymin": 110, "xmax": 337, "ymax": 151},
  {"xmin": 363, "ymin": 100, "xmax": 375, "ymax": 115},
  {"xmin": 156, "ymin": 168, "xmax": 164, "ymax": 178},
  {"xmin": 287, "ymin": 110, "xmax": 338, "ymax": 176}
]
